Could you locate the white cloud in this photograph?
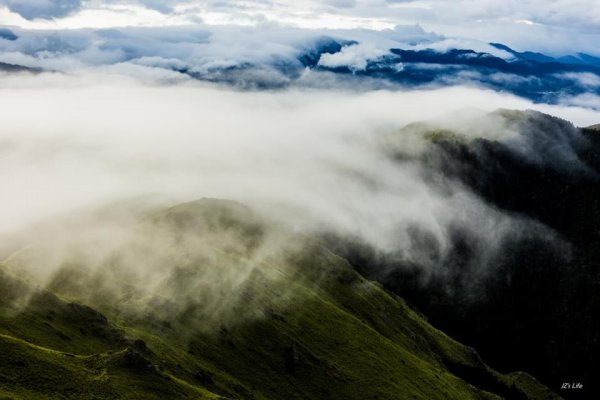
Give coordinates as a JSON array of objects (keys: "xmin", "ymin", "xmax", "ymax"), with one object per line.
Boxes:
[
  {"xmin": 318, "ymin": 42, "xmax": 387, "ymax": 71},
  {"xmin": 0, "ymin": 71, "xmax": 597, "ymax": 314},
  {"xmin": 413, "ymin": 38, "xmax": 514, "ymax": 59},
  {"xmin": 0, "ymin": 73, "xmax": 598, "ymax": 240},
  {"xmin": 0, "ymin": 1, "xmax": 599, "ymax": 55},
  {"xmin": 558, "ymin": 72, "xmax": 600, "ymax": 88},
  {"xmin": 559, "ymin": 92, "xmax": 600, "ymax": 110}
]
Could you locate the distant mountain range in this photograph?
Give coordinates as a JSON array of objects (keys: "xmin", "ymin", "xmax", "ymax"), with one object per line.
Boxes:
[
  {"xmin": 172, "ymin": 38, "xmax": 600, "ymax": 103},
  {"xmin": 303, "ymin": 40, "xmax": 600, "ymax": 104},
  {"xmin": 1, "ymin": 27, "xmax": 599, "ymax": 106}
]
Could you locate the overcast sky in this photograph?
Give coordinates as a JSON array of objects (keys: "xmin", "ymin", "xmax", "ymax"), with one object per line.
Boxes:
[{"xmin": 0, "ymin": 1, "xmax": 599, "ymax": 55}]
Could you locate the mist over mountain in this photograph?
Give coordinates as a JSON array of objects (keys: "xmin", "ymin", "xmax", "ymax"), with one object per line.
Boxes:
[
  {"xmin": 1, "ymin": 4, "xmax": 600, "ymax": 398},
  {"xmin": 0, "ymin": 68, "xmax": 598, "ymax": 398},
  {"xmin": 0, "ymin": 197, "xmax": 566, "ymax": 400}
]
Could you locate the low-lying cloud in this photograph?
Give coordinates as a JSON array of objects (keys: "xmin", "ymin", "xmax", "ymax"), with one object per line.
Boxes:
[
  {"xmin": 0, "ymin": 72, "xmax": 598, "ymax": 237},
  {"xmin": 1, "ymin": 72, "xmax": 598, "ymax": 326}
]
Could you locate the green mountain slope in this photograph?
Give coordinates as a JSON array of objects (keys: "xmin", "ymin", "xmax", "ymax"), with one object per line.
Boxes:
[{"xmin": 0, "ymin": 199, "xmax": 559, "ymax": 400}]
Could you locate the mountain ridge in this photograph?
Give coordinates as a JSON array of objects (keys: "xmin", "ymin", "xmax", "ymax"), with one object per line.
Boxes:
[{"xmin": 0, "ymin": 199, "xmax": 560, "ymax": 400}]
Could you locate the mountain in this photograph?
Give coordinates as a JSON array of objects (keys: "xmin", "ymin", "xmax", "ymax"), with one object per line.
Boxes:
[
  {"xmin": 557, "ymin": 54, "xmax": 600, "ymax": 67},
  {"xmin": 0, "ymin": 199, "xmax": 558, "ymax": 400},
  {"xmin": 489, "ymin": 43, "xmax": 557, "ymax": 64},
  {"xmin": 312, "ymin": 45, "xmax": 600, "ymax": 104},
  {"xmin": 0, "ymin": 28, "xmax": 18, "ymax": 41},
  {"xmin": 325, "ymin": 110, "xmax": 600, "ymax": 399},
  {"xmin": 0, "ymin": 62, "xmax": 40, "ymax": 73},
  {"xmin": 490, "ymin": 43, "xmax": 600, "ymax": 67}
]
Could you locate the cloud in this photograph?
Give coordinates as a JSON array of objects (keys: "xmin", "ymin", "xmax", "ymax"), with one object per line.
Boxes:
[
  {"xmin": 318, "ymin": 42, "xmax": 387, "ymax": 71},
  {"xmin": 558, "ymin": 72, "xmax": 600, "ymax": 88},
  {"xmin": 0, "ymin": 72, "xmax": 598, "ymax": 239},
  {"xmin": 138, "ymin": 0, "xmax": 176, "ymax": 14},
  {"xmin": 0, "ymin": 1, "xmax": 599, "ymax": 56},
  {"xmin": 325, "ymin": 0, "xmax": 357, "ymax": 9},
  {"xmin": 1, "ymin": 0, "xmax": 82, "ymax": 20},
  {"xmin": 412, "ymin": 38, "xmax": 513, "ymax": 59},
  {"xmin": 0, "ymin": 72, "xmax": 598, "ymax": 324},
  {"xmin": 559, "ymin": 92, "xmax": 600, "ymax": 110},
  {"xmin": 380, "ymin": 24, "xmax": 443, "ymax": 45},
  {"xmin": 0, "ymin": 1, "xmax": 598, "ymax": 337}
]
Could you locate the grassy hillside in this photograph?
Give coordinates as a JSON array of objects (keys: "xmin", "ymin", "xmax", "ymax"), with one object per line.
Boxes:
[{"xmin": 0, "ymin": 200, "xmax": 559, "ymax": 399}]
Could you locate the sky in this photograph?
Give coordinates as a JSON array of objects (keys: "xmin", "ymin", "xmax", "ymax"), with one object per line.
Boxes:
[{"xmin": 0, "ymin": 0, "xmax": 599, "ymax": 55}]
